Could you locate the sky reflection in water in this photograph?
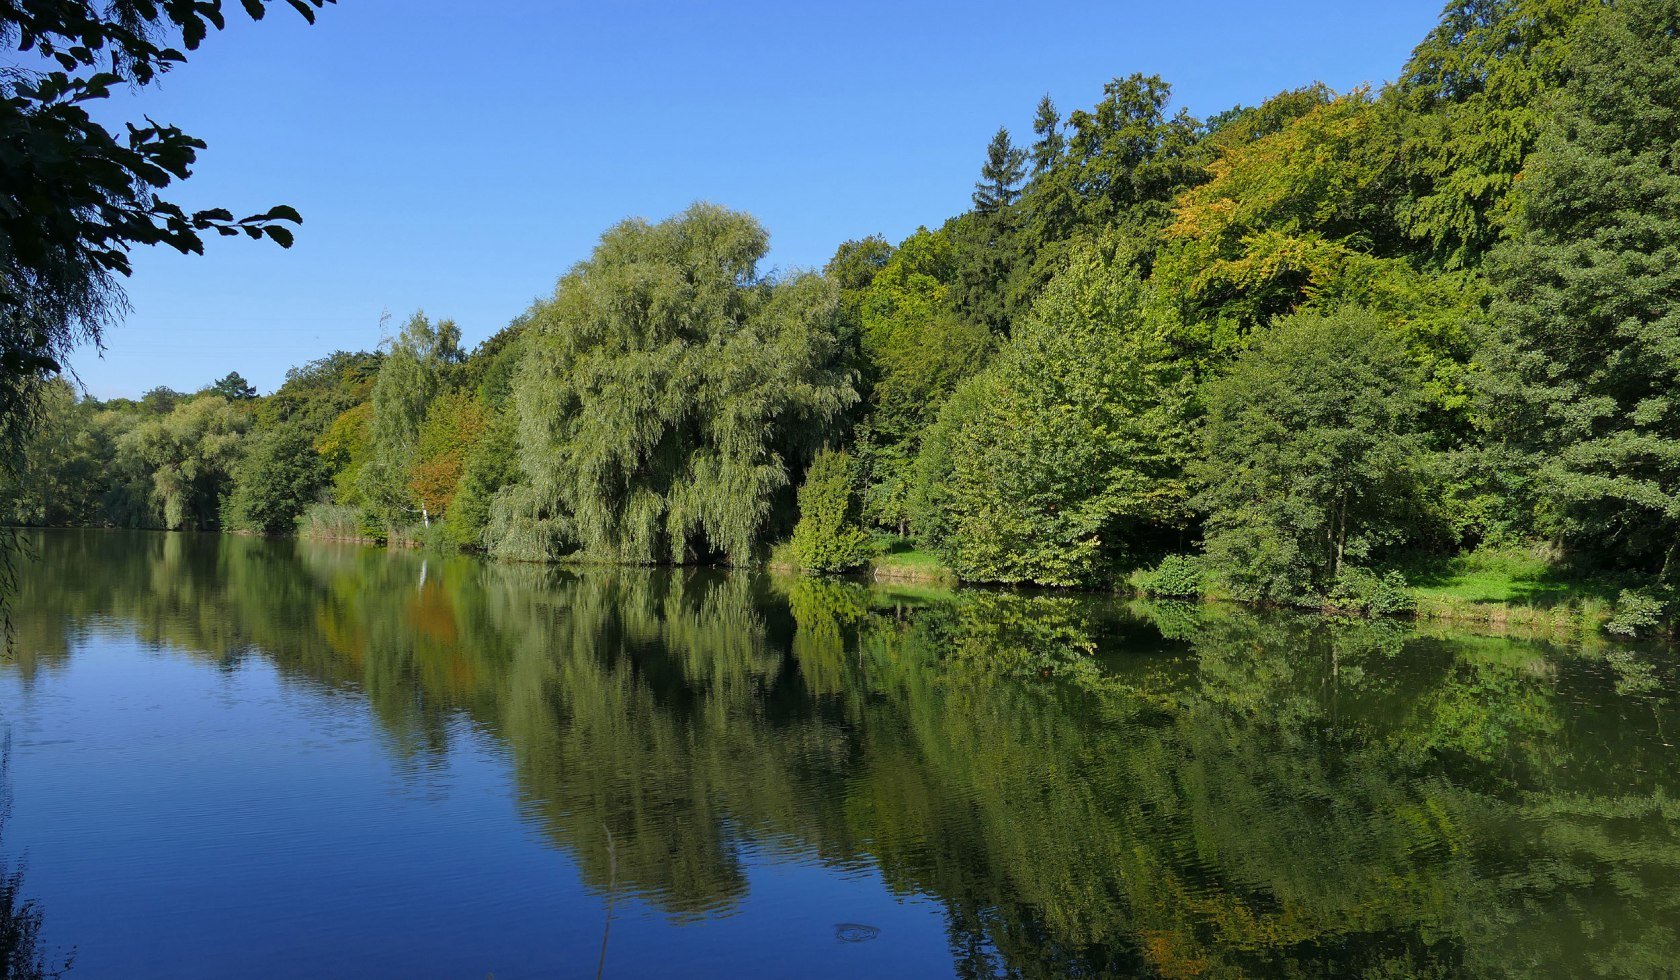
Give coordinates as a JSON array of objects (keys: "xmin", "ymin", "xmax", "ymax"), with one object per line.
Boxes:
[{"xmin": 2, "ymin": 530, "xmax": 1676, "ymax": 978}]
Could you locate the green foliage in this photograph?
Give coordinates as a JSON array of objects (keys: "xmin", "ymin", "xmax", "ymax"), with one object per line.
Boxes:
[
  {"xmin": 139, "ymin": 387, "xmax": 182, "ymax": 415},
  {"xmin": 0, "ymin": 0, "xmax": 325, "ymax": 517},
  {"xmin": 1606, "ymin": 589, "xmax": 1666, "ymax": 640},
  {"xmin": 1483, "ymin": 0, "xmax": 1680, "ymax": 575},
  {"xmin": 489, "ymin": 203, "xmax": 857, "ymax": 565},
  {"xmin": 1197, "ymin": 309, "xmax": 1422, "ymax": 602},
  {"xmin": 116, "ymin": 395, "xmax": 248, "ymax": 530},
  {"xmin": 442, "ymin": 407, "xmax": 519, "ymax": 550},
  {"xmin": 1391, "ymin": 0, "xmax": 1589, "ymax": 265},
  {"xmin": 1159, "ymin": 89, "xmax": 1406, "ymax": 332},
  {"xmin": 1029, "ymin": 94, "xmax": 1063, "ymax": 174},
  {"xmin": 263, "ymin": 351, "xmax": 380, "ymax": 433},
  {"xmin": 458, "ymin": 321, "xmax": 527, "ymax": 408},
  {"xmin": 1137, "ymin": 554, "xmax": 1205, "ymax": 599},
  {"xmin": 856, "ymin": 228, "xmax": 991, "ymax": 445},
  {"xmin": 408, "ymin": 388, "xmax": 487, "ymax": 517},
  {"xmin": 972, "ymin": 126, "xmax": 1027, "ymax": 214},
  {"xmin": 0, "ymin": 378, "xmax": 103, "ymax": 525},
  {"xmin": 1157, "ymin": 84, "xmax": 1487, "ymax": 431},
  {"xmin": 823, "ymin": 234, "xmax": 892, "ymax": 361},
  {"xmin": 295, "ymin": 502, "xmax": 370, "ymax": 541},
  {"xmin": 917, "ymin": 236, "xmax": 1195, "ymax": 586},
  {"xmin": 950, "ymin": 74, "xmax": 1207, "ymax": 340},
  {"xmin": 851, "ymin": 227, "xmax": 992, "ymax": 533},
  {"xmin": 223, "ymin": 420, "xmax": 327, "ymax": 534},
  {"xmin": 207, "ymin": 371, "xmax": 257, "ymax": 400},
  {"xmin": 220, "ymin": 348, "xmax": 381, "ymax": 534},
  {"xmin": 315, "ymin": 402, "xmax": 373, "ymax": 507},
  {"xmin": 788, "ymin": 448, "xmax": 871, "ymax": 574},
  {"xmin": 1056, "ymin": 73, "xmax": 1204, "ymax": 231},
  {"xmin": 359, "ymin": 312, "xmax": 460, "ymax": 529},
  {"xmin": 12, "ymin": 0, "xmax": 1678, "ymax": 624},
  {"xmin": 1446, "ymin": 542, "xmax": 1558, "ymax": 582},
  {"xmin": 1327, "ymin": 567, "xmax": 1417, "ymax": 616}
]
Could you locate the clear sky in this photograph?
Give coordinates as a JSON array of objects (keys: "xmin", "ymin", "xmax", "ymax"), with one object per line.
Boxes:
[{"xmin": 72, "ymin": 0, "xmax": 1447, "ymax": 398}]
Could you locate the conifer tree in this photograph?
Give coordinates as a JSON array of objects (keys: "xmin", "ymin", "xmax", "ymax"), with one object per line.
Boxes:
[
  {"xmin": 972, "ymin": 127, "xmax": 1028, "ymax": 214},
  {"xmin": 209, "ymin": 371, "xmax": 258, "ymax": 400},
  {"xmin": 1030, "ymin": 95, "xmax": 1064, "ymax": 174},
  {"xmin": 1485, "ymin": 0, "xmax": 1680, "ymax": 573}
]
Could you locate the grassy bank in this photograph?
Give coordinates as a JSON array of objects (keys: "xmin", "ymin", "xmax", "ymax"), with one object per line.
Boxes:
[
  {"xmin": 1116, "ymin": 544, "xmax": 1673, "ymax": 641},
  {"xmin": 1401, "ymin": 546, "xmax": 1629, "ymax": 637},
  {"xmin": 869, "ymin": 536, "xmax": 957, "ymax": 586},
  {"xmin": 766, "ymin": 534, "xmax": 959, "ymax": 586}
]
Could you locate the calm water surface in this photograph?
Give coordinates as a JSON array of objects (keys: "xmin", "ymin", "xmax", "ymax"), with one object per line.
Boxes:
[{"xmin": 2, "ymin": 529, "xmax": 1677, "ymax": 978}]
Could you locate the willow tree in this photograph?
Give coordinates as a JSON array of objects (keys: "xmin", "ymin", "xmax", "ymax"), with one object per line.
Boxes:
[
  {"xmin": 116, "ymin": 394, "xmax": 249, "ymax": 530},
  {"xmin": 488, "ymin": 204, "xmax": 857, "ymax": 565}
]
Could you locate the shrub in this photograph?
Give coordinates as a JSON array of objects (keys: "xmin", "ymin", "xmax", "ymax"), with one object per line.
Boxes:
[
  {"xmin": 1450, "ymin": 541, "xmax": 1557, "ymax": 580},
  {"xmin": 1577, "ymin": 595, "xmax": 1612, "ymax": 634},
  {"xmin": 1328, "ymin": 567, "xmax": 1417, "ymax": 616},
  {"xmin": 1606, "ymin": 589, "xmax": 1666, "ymax": 638},
  {"xmin": 789, "ymin": 449, "xmax": 872, "ymax": 574},
  {"xmin": 1138, "ymin": 554, "xmax": 1205, "ymax": 598}
]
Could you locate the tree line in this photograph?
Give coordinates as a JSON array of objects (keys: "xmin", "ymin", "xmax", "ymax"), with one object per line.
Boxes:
[{"xmin": 5, "ymin": 0, "xmax": 1678, "ymax": 627}]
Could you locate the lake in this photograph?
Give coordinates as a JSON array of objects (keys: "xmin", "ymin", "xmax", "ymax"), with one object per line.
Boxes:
[{"xmin": 1, "ymin": 529, "xmax": 1676, "ymax": 978}]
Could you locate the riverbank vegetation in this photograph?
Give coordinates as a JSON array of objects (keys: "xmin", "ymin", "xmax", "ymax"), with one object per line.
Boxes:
[{"xmin": 5, "ymin": 0, "xmax": 1678, "ymax": 636}]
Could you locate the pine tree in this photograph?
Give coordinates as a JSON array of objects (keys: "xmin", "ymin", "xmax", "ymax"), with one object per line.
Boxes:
[
  {"xmin": 209, "ymin": 371, "xmax": 257, "ymax": 400},
  {"xmin": 972, "ymin": 127, "xmax": 1027, "ymax": 214},
  {"xmin": 1030, "ymin": 95, "xmax": 1064, "ymax": 174}
]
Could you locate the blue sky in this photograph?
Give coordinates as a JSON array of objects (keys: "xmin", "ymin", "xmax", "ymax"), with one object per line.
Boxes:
[{"xmin": 74, "ymin": 0, "xmax": 1446, "ymax": 398}]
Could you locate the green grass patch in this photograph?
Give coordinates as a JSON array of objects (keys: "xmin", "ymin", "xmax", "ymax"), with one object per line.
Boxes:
[
  {"xmin": 1403, "ymin": 543, "xmax": 1628, "ymax": 635},
  {"xmin": 1407, "ymin": 544, "xmax": 1618, "ymax": 606},
  {"xmin": 869, "ymin": 534, "xmax": 956, "ymax": 584}
]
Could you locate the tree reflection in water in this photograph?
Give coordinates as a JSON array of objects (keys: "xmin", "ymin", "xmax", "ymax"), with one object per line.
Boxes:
[
  {"xmin": 0, "ymin": 738, "xmax": 71, "ymax": 980},
  {"xmin": 11, "ymin": 529, "xmax": 1680, "ymax": 978}
]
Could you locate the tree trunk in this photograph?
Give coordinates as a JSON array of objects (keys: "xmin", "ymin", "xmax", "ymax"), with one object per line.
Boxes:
[{"xmin": 1331, "ymin": 496, "xmax": 1347, "ymax": 583}]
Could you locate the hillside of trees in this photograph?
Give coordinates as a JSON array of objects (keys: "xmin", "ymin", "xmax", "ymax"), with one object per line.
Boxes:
[{"xmin": 6, "ymin": 0, "xmax": 1678, "ymax": 632}]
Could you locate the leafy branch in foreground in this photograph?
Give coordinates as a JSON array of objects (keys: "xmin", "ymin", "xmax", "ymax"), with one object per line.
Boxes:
[
  {"xmin": 2, "ymin": 0, "xmax": 332, "ymax": 381},
  {"xmin": 0, "ymin": 0, "xmax": 331, "ymax": 634}
]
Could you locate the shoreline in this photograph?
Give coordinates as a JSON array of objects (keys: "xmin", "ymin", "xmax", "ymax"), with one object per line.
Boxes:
[{"xmin": 16, "ymin": 526, "xmax": 1667, "ymax": 645}]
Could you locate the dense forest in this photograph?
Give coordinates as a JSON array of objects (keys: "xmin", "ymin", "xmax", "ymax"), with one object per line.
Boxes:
[{"xmin": 6, "ymin": 0, "xmax": 1679, "ymax": 632}]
